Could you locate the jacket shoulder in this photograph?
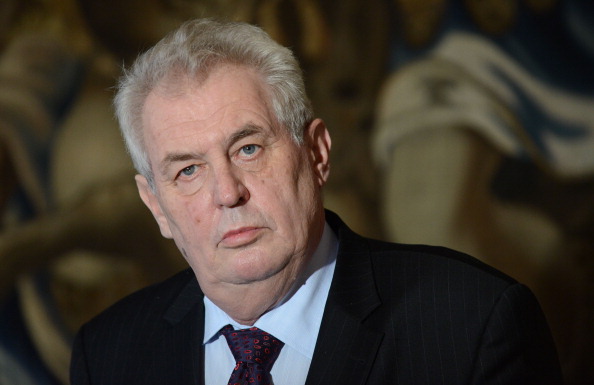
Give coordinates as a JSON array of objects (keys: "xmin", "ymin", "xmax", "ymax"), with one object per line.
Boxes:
[
  {"xmin": 73, "ymin": 267, "xmax": 199, "ymax": 357},
  {"xmin": 367, "ymin": 238, "xmax": 516, "ymax": 286},
  {"xmin": 70, "ymin": 269, "xmax": 201, "ymax": 385},
  {"xmin": 86, "ymin": 268, "xmax": 197, "ymax": 327}
]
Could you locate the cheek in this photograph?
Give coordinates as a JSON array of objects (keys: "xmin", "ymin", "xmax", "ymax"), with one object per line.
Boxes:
[
  {"xmin": 271, "ymin": 174, "xmax": 319, "ymax": 231},
  {"xmin": 163, "ymin": 196, "xmax": 206, "ymax": 239},
  {"xmin": 166, "ymin": 199, "xmax": 214, "ymax": 268}
]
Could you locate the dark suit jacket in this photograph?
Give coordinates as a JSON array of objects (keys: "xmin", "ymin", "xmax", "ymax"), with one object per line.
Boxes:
[{"xmin": 70, "ymin": 211, "xmax": 562, "ymax": 384}]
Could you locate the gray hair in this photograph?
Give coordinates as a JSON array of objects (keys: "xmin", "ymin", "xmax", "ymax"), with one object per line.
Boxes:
[{"xmin": 114, "ymin": 18, "xmax": 314, "ymax": 185}]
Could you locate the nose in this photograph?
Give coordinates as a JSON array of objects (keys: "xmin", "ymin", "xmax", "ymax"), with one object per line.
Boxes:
[{"xmin": 212, "ymin": 163, "xmax": 249, "ymax": 208}]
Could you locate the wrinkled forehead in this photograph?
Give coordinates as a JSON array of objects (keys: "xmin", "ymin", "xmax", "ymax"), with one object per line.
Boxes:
[
  {"xmin": 144, "ymin": 63, "xmax": 280, "ymax": 132},
  {"xmin": 142, "ymin": 64, "xmax": 281, "ymax": 135}
]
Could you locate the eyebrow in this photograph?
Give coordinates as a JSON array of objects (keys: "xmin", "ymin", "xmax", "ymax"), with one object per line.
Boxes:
[
  {"xmin": 230, "ymin": 123, "xmax": 264, "ymax": 141},
  {"xmin": 158, "ymin": 123, "xmax": 265, "ymax": 175},
  {"xmin": 159, "ymin": 152, "xmax": 201, "ymax": 176}
]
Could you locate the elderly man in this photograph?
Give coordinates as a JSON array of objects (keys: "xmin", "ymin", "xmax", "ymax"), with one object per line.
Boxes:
[{"xmin": 70, "ymin": 19, "xmax": 562, "ymax": 385}]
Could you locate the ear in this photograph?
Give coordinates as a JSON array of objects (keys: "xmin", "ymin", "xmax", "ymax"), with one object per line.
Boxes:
[
  {"xmin": 304, "ymin": 118, "xmax": 332, "ymax": 187},
  {"xmin": 135, "ymin": 174, "xmax": 173, "ymax": 239}
]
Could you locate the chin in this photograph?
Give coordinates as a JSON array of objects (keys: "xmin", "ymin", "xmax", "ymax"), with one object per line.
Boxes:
[{"xmin": 227, "ymin": 252, "xmax": 292, "ymax": 284}]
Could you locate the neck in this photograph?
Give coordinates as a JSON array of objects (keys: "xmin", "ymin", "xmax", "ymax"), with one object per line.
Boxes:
[{"xmin": 209, "ymin": 263, "xmax": 305, "ymax": 326}]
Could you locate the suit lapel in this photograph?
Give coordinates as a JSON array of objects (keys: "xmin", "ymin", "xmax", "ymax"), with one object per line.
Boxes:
[
  {"xmin": 305, "ymin": 211, "xmax": 384, "ymax": 385},
  {"xmin": 148, "ymin": 275, "xmax": 206, "ymax": 385}
]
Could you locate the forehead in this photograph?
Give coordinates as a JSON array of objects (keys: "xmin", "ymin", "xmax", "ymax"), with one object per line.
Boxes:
[{"xmin": 142, "ymin": 64, "xmax": 276, "ymax": 139}]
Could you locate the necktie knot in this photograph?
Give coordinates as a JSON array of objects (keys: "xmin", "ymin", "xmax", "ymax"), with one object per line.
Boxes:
[{"xmin": 219, "ymin": 324, "xmax": 284, "ymax": 384}]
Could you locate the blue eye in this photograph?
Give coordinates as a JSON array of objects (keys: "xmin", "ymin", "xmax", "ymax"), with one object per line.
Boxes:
[
  {"xmin": 240, "ymin": 145, "xmax": 258, "ymax": 155},
  {"xmin": 180, "ymin": 165, "xmax": 197, "ymax": 176}
]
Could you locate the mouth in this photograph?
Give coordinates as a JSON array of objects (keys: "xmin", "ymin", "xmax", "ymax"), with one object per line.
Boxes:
[{"xmin": 219, "ymin": 227, "xmax": 263, "ymax": 248}]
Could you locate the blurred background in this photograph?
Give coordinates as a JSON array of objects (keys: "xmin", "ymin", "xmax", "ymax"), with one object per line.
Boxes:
[{"xmin": 0, "ymin": 0, "xmax": 592, "ymax": 383}]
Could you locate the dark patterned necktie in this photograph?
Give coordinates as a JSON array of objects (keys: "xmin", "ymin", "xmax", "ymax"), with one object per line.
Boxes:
[{"xmin": 219, "ymin": 324, "xmax": 284, "ymax": 385}]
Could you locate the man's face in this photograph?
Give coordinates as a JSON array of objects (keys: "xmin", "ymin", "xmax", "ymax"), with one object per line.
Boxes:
[{"xmin": 136, "ymin": 65, "xmax": 331, "ymax": 294}]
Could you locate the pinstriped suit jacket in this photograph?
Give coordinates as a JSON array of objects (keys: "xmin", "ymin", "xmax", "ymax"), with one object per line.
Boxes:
[{"xmin": 70, "ymin": 210, "xmax": 562, "ymax": 384}]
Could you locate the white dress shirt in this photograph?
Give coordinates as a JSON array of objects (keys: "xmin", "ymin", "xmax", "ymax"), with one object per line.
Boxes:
[{"xmin": 203, "ymin": 222, "xmax": 338, "ymax": 385}]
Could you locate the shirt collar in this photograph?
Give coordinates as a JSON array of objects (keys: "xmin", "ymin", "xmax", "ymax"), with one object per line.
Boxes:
[{"xmin": 203, "ymin": 221, "xmax": 338, "ymax": 359}]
